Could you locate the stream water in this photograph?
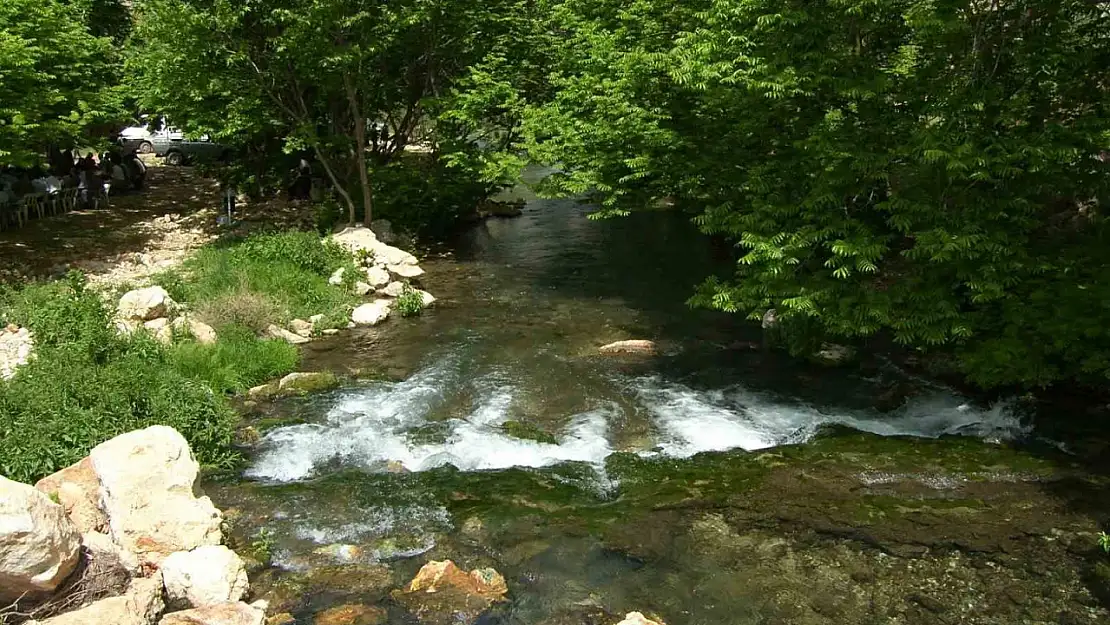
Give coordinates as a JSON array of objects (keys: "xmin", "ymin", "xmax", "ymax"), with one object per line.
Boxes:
[{"xmin": 209, "ymin": 186, "xmax": 1110, "ymax": 625}]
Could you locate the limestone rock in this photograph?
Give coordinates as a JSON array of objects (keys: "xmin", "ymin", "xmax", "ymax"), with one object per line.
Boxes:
[
  {"xmin": 247, "ymin": 384, "xmax": 279, "ymax": 400},
  {"xmin": 331, "ymin": 227, "xmax": 379, "ymax": 257},
  {"xmin": 328, "ymin": 268, "xmax": 346, "ymax": 286},
  {"xmin": 309, "ymin": 314, "xmax": 325, "ymax": 324},
  {"xmin": 598, "ymin": 340, "xmax": 657, "ymax": 355},
  {"xmin": 82, "ymin": 530, "xmax": 139, "ymax": 574},
  {"xmin": 278, "ymin": 372, "xmax": 339, "ymax": 394},
  {"xmin": 416, "ymin": 290, "xmax": 436, "ymax": 307},
  {"xmin": 172, "ymin": 317, "xmax": 218, "ymax": 345},
  {"xmin": 314, "ymin": 604, "xmax": 386, "ymax": 625},
  {"xmin": 145, "ymin": 318, "xmax": 174, "ymax": 344},
  {"xmin": 289, "ymin": 319, "xmax": 314, "ymax": 338},
  {"xmin": 379, "ymin": 282, "xmax": 404, "ymax": 298},
  {"xmin": 0, "ymin": 325, "xmax": 34, "ymax": 380},
  {"xmin": 328, "ymin": 225, "xmax": 419, "ymax": 266},
  {"xmin": 35, "ymin": 457, "xmax": 108, "ymax": 534},
  {"xmin": 351, "ymin": 301, "xmax": 392, "ymax": 326},
  {"xmin": 322, "ymin": 329, "xmax": 340, "ymax": 336},
  {"xmin": 393, "ymin": 560, "xmax": 507, "ymax": 625},
  {"xmin": 616, "ymin": 613, "xmax": 666, "ymax": 625},
  {"xmin": 387, "ymin": 264, "xmax": 424, "ymax": 279},
  {"xmin": 364, "ymin": 267, "xmax": 391, "ymax": 288},
  {"xmin": 0, "ymin": 476, "xmax": 82, "ymax": 602},
  {"xmin": 354, "ymin": 282, "xmax": 373, "ymax": 296},
  {"xmin": 119, "ymin": 286, "xmax": 175, "ymax": 322},
  {"xmin": 265, "ymin": 324, "xmax": 310, "ymax": 345},
  {"xmin": 162, "ymin": 546, "xmax": 249, "ymax": 609},
  {"xmin": 159, "ymin": 602, "xmax": 265, "ymax": 625},
  {"xmin": 90, "ymin": 426, "xmax": 223, "ymax": 565},
  {"xmin": 29, "ymin": 574, "xmax": 165, "ymax": 625}
]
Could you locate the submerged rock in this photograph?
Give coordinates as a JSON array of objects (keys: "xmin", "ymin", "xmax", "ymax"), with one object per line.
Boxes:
[
  {"xmin": 313, "ymin": 604, "xmax": 386, "ymax": 625},
  {"xmin": 393, "ymin": 560, "xmax": 507, "ymax": 625},
  {"xmin": 278, "ymin": 372, "xmax": 339, "ymax": 394},
  {"xmin": 0, "ymin": 476, "xmax": 82, "ymax": 602},
  {"xmin": 598, "ymin": 340, "xmax": 657, "ymax": 355},
  {"xmin": 813, "ymin": 343, "xmax": 855, "ymax": 365}
]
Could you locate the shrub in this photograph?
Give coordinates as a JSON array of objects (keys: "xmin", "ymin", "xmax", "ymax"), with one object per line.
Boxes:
[
  {"xmin": 394, "ymin": 284, "xmax": 425, "ymax": 318},
  {"xmin": 193, "ymin": 289, "xmax": 283, "ymax": 334},
  {"xmin": 0, "ymin": 335, "xmax": 241, "ymax": 484},
  {"xmin": 167, "ymin": 324, "xmax": 299, "ymax": 394},
  {"xmin": 0, "ymin": 272, "xmax": 121, "ymax": 363},
  {"xmin": 1100, "ymin": 532, "xmax": 1110, "ymax": 554}
]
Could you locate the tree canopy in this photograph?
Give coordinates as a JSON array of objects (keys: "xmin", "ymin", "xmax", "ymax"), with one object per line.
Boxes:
[
  {"xmin": 0, "ymin": 0, "xmax": 121, "ymax": 165},
  {"xmin": 523, "ymin": 0, "xmax": 1110, "ymax": 387}
]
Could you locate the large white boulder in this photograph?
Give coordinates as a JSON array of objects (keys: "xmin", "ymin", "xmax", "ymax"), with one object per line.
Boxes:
[
  {"xmin": 144, "ymin": 318, "xmax": 174, "ymax": 345},
  {"xmin": 162, "ymin": 546, "xmax": 249, "ymax": 609},
  {"xmin": 29, "ymin": 574, "xmax": 165, "ymax": 625},
  {"xmin": 90, "ymin": 426, "xmax": 223, "ymax": 566},
  {"xmin": 416, "ymin": 290, "xmax": 436, "ymax": 307},
  {"xmin": 0, "ymin": 476, "xmax": 82, "ymax": 602},
  {"xmin": 364, "ymin": 266, "xmax": 391, "ymax": 288},
  {"xmin": 158, "ymin": 601, "xmax": 265, "ymax": 625},
  {"xmin": 371, "ymin": 242, "xmax": 419, "ymax": 268},
  {"xmin": 351, "ymin": 300, "xmax": 392, "ymax": 326},
  {"xmin": 35, "ymin": 457, "xmax": 108, "ymax": 534},
  {"xmin": 118, "ymin": 286, "xmax": 175, "ymax": 322},
  {"xmin": 331, "ymin": 226, "xmax": 379, "ymax": 257}
]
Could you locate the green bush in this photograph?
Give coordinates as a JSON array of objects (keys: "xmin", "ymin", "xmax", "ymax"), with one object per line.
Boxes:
[
  {"xmin": 394, "ymin": 284, "xmax": 426, "ymax": 318},
  {"xmin": 371, "ymin": 157, "xmax": 492, "ymax": 237},
  {"xmin": 0, "ymin": 323, "xmax": 242, "ymax": 484},
  {"xmin": 167, "ymin": 325, "xmax": 298, "ymax": 394}
]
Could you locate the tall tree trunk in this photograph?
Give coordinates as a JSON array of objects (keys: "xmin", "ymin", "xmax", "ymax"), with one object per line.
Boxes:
[{"xmin": 344, "ymin": 74, "xmax": 373, "ymax": 225}]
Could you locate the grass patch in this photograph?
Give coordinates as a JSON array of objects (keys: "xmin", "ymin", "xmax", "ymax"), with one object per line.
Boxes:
[
  {"xmin": 158, "ymin": 231, "xmax": 359, "ymax": 332},
  {"xmin": 167, "ymin": 324, "xmax": 299, "ymax": 394},
  {"xmin": 0, "ymin": 275, "xmax": 243, "ymax": 483},
  {"xmin": 395, "ymin": 284, "xmax": 426, "ymax": 318}
]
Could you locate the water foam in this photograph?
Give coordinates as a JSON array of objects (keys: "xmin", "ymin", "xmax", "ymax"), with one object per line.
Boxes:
[
  {"xmin": 247, "ymin": 362, "xmax": 614, "ymax": 482},
  {"xmin": 632, "ymin": 376, "xmax": 1028, "ymax": 457},
  {"xmin": 247, "ymin": 361, "xmax": 1027, "ymax": 482}
]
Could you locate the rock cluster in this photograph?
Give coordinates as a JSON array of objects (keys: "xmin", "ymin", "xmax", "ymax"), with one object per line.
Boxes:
[
  {"xmin": 330, "ymin": 226, "xmax": 435, "ymax": 327},
  {"xmin": 115, "ymin": 286, "xmax": 218, "ymax": 346},
  {"xmin": 0, "ymin": 323, "xmax": 34, "ymax": 380},
  {"xmin": 1, "ymin": 426, "xmax": 258, "ymax": 625}
]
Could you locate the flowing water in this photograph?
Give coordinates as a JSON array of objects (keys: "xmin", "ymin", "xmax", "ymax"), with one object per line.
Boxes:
[{"xmin": 210, "ymin": 185, "xmax": 1110, "ymax": 624}]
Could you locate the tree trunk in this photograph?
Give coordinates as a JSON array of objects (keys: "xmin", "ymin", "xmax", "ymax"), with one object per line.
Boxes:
[{"xmin": 344, "ymin": 74, "xmax": 373, "ymax": 225}]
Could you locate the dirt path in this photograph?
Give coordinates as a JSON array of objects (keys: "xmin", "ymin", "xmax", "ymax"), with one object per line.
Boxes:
[
  {"xmin": 0, "ymin": 163, "xmax": 319, "ymax": 289},
  {"xmin": 0, "ymin": 164, "xmax": 220, "ymax": 287}
]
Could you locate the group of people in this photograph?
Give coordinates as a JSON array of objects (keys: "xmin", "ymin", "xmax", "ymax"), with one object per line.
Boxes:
[{"xmin": 0, "ymin": 145, "xmax": 147, "ymax": 226}]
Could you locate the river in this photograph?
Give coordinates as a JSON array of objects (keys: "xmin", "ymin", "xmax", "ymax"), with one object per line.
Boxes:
[{"xmin": 207, "ymin": 188, "xmax": 1109, "ymax": 624}]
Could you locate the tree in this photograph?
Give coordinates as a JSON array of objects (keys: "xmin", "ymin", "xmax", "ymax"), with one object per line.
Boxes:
[
  {"xmin": 129, "ymin": 0, "xmax": 543, "ymax": 224},
  {"xmin": 524, "ymin": 0, "xmax": 1110, "ymax": 388},
  {"xmin": 0, "ymin": 0, "xmax": 118, "ymax": 165}
]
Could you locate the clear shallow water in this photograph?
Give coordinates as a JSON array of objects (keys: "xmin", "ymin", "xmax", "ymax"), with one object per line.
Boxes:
[{"xmin": 214, "ymin": 188, "xmax": 1109, "ymax": 624}]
